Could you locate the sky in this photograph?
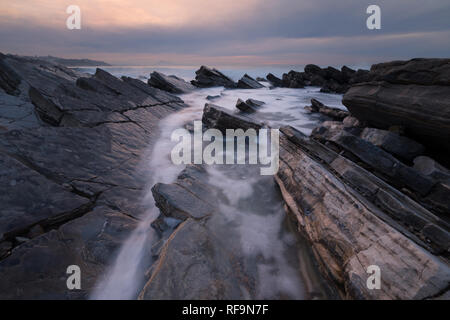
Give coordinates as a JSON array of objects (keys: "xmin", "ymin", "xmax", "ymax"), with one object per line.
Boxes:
[{"xmin": 0, "ymin": 0, "xmax": 449, "ymax": 67}]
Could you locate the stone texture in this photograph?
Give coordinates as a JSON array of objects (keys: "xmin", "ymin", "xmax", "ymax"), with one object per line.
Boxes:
[{"xmin": 148, "ymin": 71, "xmax": 195, "ymax": 94}]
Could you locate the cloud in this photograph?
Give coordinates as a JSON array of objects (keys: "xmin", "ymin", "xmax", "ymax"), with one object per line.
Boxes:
[{"xmin": 0, "ymin": 0, "xmax": 449, "ymax": 66}]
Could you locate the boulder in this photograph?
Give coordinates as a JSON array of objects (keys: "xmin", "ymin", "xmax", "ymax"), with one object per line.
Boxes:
[
  {"xmin": 148, "ymin": 71, "xmax": 195, "ymax": 94},
  {"xmin": 266, "ymin": 73, "xmax": 283, "ymax": 87},
  {"xmin": 236, "ymin": 98, "xmax": 257, "ymax": 113},
  {"xmin": 202, "ymin": 103, "xmax": 263, "ymax": 132},
  {"xmin": 305, "ymin": 98, "xmax": 349, "ymax": 121},
  {"xmin": 235, "ymin": 98, "xmax": 265, "ymax": 113},
  {"xmin": 237, "ymin": 74, "xmax": 264, "ymax": 89},
  {"xmin": 276, "ymin": 125, "xmax": 450, "ymax": 299},
  {"xmin": 191, "ymin": 66, "xmax": 236, "ymax": 88},
  {"xmin": 360, "ymin": 128, "xmax": 425, "ymax": 162},
  {"xmin": 343, "ymin": 59, "xmax": 450, "ymax": 152}
]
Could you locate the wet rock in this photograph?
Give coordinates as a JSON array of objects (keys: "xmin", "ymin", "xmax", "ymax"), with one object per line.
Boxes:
[
  {"xmin": 206, "ymin": 95, "xmax": 220, "ymax": 101},
  {"xmin": 343, "ymin": 58, "xmax": 450, "ymax": 152},
  {"xmin": 148, "ymin": 71, "xmax": 195, "ymax": 94},
  {"xmin": 191, "ymin": 66, "xmax": 236, "ymax": 88},
  {"xmin": 282, "ymin": 71, "xmax": 305, "ymax": 88},
  {"xmin": 0, "ymin": 206, "xmax": 138, "ymax": 299},
  {"xmin": 139, "ymin": 166, "xmax": 251, "ymax": 299},
  {"xmin": 360, "ymin": 128, "xmax": 425, "ymax": 162},
  {"xmin": 202, "ymin": 103, "xmax": 263, "ymax": 132},
  {"xmin": 306, "ymin": 98, "xmax": 349, "ymax": 121},
  {"xmin": 236, "ymin": 98, "xmax": 257, "ymax": 113},
  {"xmin": 414, "ymin": 156, "xmax": 450, "ymax": 182},
  {"xmin": 256, "ymin": 76, "xmax": 266, "ymax": 82},
  {"xmin": 266, "ymin": 73, "xmax": 283, "ymax": 87},
  {"xmin": 276, "ymin": 125, "xmax": 450, "ymax": 299},
  {"xmin": 237, "ymin": 74, "xmax": 264, "ymax": 89},
  {"xmin": 0, "ymin": 55, "xmax": 187, "ymax": 298}
]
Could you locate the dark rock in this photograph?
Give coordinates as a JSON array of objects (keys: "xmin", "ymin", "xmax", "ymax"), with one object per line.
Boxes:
[
  {"xmin": 304, "ymin": 64, "xmax": 326, "ymax": 77},
  {"xmin": 343, "ymin": 59, "xmax": 450, "ymax": 152},
  {"xmin": 246, "ymin": 98, "xmax": 265, "ymax": 107},
  {"xmin": 206, "ymin": 95, "xmax": 220, "ymax": 101},
  {"xmin": 191, "ymin": 66, "xmax": 236, "ymax": 88},
  {"xmin": 266, "ymin": 73, "xmax": 283, "ymax": 87},
  {"xmin": 236, "ymin": 98, "xmax": 257, "ymax": 113},
  {"xmin": 306, "ymin": 98, "xmax": 349, "ymax": 121},
  {"xmin": 237, "ymin": 74, "xmax": 264, "ymax": 89},
  {"xmin": 414, "ymin": 156, "xmax": 450, "ymax": 182},
  {"xmin": 202, "ymin": 103, "xmax": 263, "ymax": 132},
  {"xmin": 341, "ymin": 66, "xmax": 356, "ymax": 82},
  {"xmin": 360, "ymin": 128, "xmax": 425, "ymax": 162},
  {"xmin": 256, "ymin": 77, "xmax": 266, "ymax": 82},
  {"xmin": 0, "ymin": 206, "xmax": 138, "ymax": 299},
  {"xmin": 148, "ymin": 71, "xmax": 196, "ymax": 94},
  {"xmin": 276, "ymin": 125, "xmax": 450, "ymax": 299},
  {"xmin": 282, "ymin": 71, "xmax": 305, "ymax": 88}
]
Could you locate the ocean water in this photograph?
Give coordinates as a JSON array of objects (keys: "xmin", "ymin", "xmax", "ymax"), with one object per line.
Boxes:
[{"xmin": 87, "ymin": 66, "xmax": 344, "ymax": 300}]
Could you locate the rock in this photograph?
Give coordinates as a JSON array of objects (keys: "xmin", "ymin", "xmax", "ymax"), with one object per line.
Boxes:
[
  {"xmin": 306, "ymin": 98, "xmax": 349, "ymax": 121},
  {"xmin": 266, "ymin": 73, "xmax": 283, "ymax": 87},
  {"xmin": 191, "ymin": 66, "xmax": 236, "ymax": 88},
  {"xmin": 360, "ymin": 128, "xmax": 425, "ymax": 162},
  {"xmin": 148, "ymin": 71, "xmax": 195, "ymax": 94},
  {"xmin": 0, "ymin": 206, "xmax": 138, "ymax": 299},
  {"xmin": 236, "ymin": 98, "xmax": 257, "ymax": 113},
  {"xmin": 342, "ymin": 116, "xmax": 363, "ymax": 128},
  {"xmin": 304, "ymin": 64, "xmax": 326, "ymax": 77},
  {"xmin": 206, "ymin": 95, "xmax": 220, "ymax": 101},
  {"xmin": 341, "ymin": 66, "xmax": 356, "ymax": 82},
  {"xmin": 256, "ymin": 77, "xmax": 266, "ymax": 82},
  {"xmin": 235, "ymin": 98, "xmax": 264, "ymax": 113},
  {"xmin": 237, "ymin": 74, "xmax": 264, "ymax": 89},
  {"xmin": 139, "ymin": 166, "xmax": 250, "ymax": 299},
  {"xmin": 276, "ymin": 125, "xmax": 450, "ymax": 299},
  {"xmin": 414, "ymin": 156, "xmax": 450, "ymax": 182},
  {"xmin": 202, "ymin": 103, "xmax": 263, "ymax": 132},
  {"xmin": 282, "ymin": 71, "xmax": 305, "ymax": 88},
  {"xmin": 0, "ymin": 54, "xmax": 187, "ymax": 298},
  {"xmin": 246, "ymin": 98, "xmax": 265, "ymax": 107},
  {"xmin": 343, "ymin": 58, "xmax": 450, "ymax": 152}
]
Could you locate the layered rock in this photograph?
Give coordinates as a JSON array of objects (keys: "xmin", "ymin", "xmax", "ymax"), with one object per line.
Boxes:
[
  {"xmin": 279, "ymin": 64, "xmax": 371, "ymax": 93},
  {"xmin": 237, "ymin": 74, "xmax": 264, "ymax": 89},
  {"xmin": 235, "ymin": 98, "xmax": 265, "ymax": 113},
  {"xmin": 202, "ymin": 103, "xmax": 263, "ymax": 132},
  {"xmin": 148, "ymin": 71, "xmax": 195, "ymax": 94},
  {"xmin": 191, "ymin": 66, "xmax": 237, "ymax": 88},
  {"xmin": 266, "ymin": 73, "xmax": 283, "ymax": 87},
  {"xmin": 305, "ymin": 98, "xmax": 349, "ymax": 121},
  {"xmin": 139, "ymin": 165, "xmax": 251, "ymax": 299},
  {"xmin": 342, "ymin": 58, "xmax": 450, "ymax": 153},
  {"xmin": 0, "ymin": 54, "xmax": 186, "ymax": 299},
  {"xmin": 276, "ymin": 125, "xmax": 450, "ymax": 299}
]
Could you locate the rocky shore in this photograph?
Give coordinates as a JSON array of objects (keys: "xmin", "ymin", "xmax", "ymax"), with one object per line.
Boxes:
[{"xmin": 0, "ymin": 53, "xmax": 449, "ymax": 300}]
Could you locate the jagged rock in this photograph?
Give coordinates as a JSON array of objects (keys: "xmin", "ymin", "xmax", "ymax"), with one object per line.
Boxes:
[
  {"xmin": 139, "ymin": 166, "xmax": 250, "ymax": 299},
  {"xmin": 235, "ymin": 98, "xmax": 264, "ymax": 113},
  {"xmin": 237, "ymin": 74, "xmax": 264, "ymax": 89},
  {"xmin": 202, "ymin": 103, "xmax": 263, "ymax": 132},
  {"xmin": 0, "ymin": 55, "xmax": 187, "ymax": 299},
  {"xmin": 343, "ymin": 58, "xmax": 450, "ymax": 152},
  {"xmin": 360, "ymin": 128, "xmax": 425, "ymax": 162},
  {"xmin": 266, "ymin": 73, "xmax": 283, "ymax": 87},
  {"xmin": 236, "ymin": 98, "xmax": 257, "ymax": 113},
  {"xmin": 341, "ymin": 66, "xmax": 356, "ymax": 82},
  {"xmin": 256, "ymin": 77, "xmax": 266, "ymax": 82},
  {"xmin": 246, "ymin": 98, "xmax": 265, "ymax": 107},
  {"xmin": 342, "ymin": 116, "xmax": 364, "ymax": 128},
  {"xmin": 148, "ymin": 71, "xmax": 195, "ymax": 94},
  {"xmin": 414, "ymin": 156, "xmax": 450, "ymax": 182},
  {"xmin": 206, "ymin": 95, "xmax": 220, "ymax": 101},
  {"xmin": 191, "ymin": 66, "xmax": 236, "ymax": 88},
  {"xmin": 305, "ymin": 98, "xmax": 349, "ymax": 121},
  {"xmin": 276, "ymin": 125, "xmax": 450, "ymax": 299},
  {"xmin": 0, "ymin": 206, "xmax": 138, "ymax": 299},
  {"xmin": 282, "ymin": 71, "xmax": 305, "ymax": 88}
]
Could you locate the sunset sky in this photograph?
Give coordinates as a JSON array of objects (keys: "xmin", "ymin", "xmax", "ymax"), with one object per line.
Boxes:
[{"xmin": 1, "ymin": 0, "xmax": 449, "ymax": 66}]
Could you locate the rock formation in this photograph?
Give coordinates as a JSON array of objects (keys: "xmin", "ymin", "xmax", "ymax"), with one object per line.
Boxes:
[
  {"xmin": 237, "ymin": 74, "xmax": 264, "ymax": 89},
  {"xmin": 191, "ymin": 66, "xmax": 237, "ymax": 88},
  {"xmin": 148, "ymin": 71, "xmax": 196, "ymax": 94}
]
